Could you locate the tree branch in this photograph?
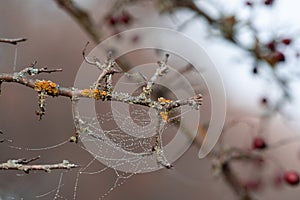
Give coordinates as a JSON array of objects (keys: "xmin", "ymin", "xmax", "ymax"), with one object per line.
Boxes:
[
  {"xmin": 0, "ymin": 38, "xmax": 27, "ymax": 45},
  {"xmin": 211, "ymin": 148, "xmax": 262, "ymax": 200},
  {"xmin": 54, "ymin": 0, "xmax": 101, "ymax": 43},
  {"xmin": 0, "ymin": 156, "xmax": 78, "ymax": 173}
]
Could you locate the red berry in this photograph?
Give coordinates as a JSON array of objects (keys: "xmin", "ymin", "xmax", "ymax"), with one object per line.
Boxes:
[
  {"xmin": 284, "ymin": 171, "xmax": 300, "ymax": 186},
  {"xmin": 106, "ymin": 15, "xmax": 118, "ymax": 26},
  {"xmin": 282, "ymin": 38, "xmax": 292, "ymax": 45},
  {"xmin": 266, "ymin": 51, "xmax": 286, "ymax": 66},
  {"xmin": 264, "ymin": 0, "xmax": 274, "ymax": 5},
  {"xmin": 245, "ymin": 1, "xmax": 253, "ymax": 6},
  {"xmin": 253, "ymin": 137, "xmax": 267, "ymax": 150},
  {"xmin": 252, "ymin": 66, "xmax": 258, "ymax": 74},
  {"xmin": 261, "ymin": 97, "xmax": 268, "ymax": 105},
  {"xmin": 266, "ymin": 41, "xmax": 276, "ymax": 51},
  {"xmin": 275, "ymin": 51, "xmax": 285, "ymax": 62},
  {"xmin": 119, "ymin": 11, "xmax": 132, "ymax": 24}
]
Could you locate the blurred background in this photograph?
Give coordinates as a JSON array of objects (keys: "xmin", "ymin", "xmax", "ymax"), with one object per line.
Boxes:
[{"xmin": 1, "ymin": 0, "xmax": 300, "ymax": 199}]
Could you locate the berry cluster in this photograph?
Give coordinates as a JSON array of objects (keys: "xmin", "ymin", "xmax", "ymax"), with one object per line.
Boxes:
[
  {"xmin": 245, "ymin": 0, "xmax": 276, "ymax": 7},
  {"xmin": 105, "ymin": 11, "xmax": 133, "ymax": 27},
  {"xmin": 250, "ymin": 137, "xmax": 300, "ymax": 187}
]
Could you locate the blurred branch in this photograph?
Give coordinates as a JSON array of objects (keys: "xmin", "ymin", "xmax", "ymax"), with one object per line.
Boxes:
[
  {"xmin": 221, "ymin": 163, "xmax": 254, "ymax": 200},
  {"xmin": 0, "ymin": 38, "xmax": 27, "ymax": 45},
  {"xmin": 0, "ymin": 156, "xmax": 78, "ymax": 173},
  {"xmin": 211, "ymin": 148, "xmax": 262, "ymax": 200},
  {"xmin": 169, "ymin": 0, "xmax": 215, "ymax": 24},
  {"xmin": 54, "ymin": 0, "xmax": 101, "ymax": 43},
  {"xmin": 54, "ymin": 0, "xmax": 134, "ymax": 71}
]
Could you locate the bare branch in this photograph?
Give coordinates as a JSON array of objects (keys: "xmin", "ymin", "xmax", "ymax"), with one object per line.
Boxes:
[
  {"xmin": 0, "ymin": 38, "xmax": 27, "ymax": 45},
  {"xmin": 142, "ymin": 54, "xmax": 169, "ymax": 97},
  {"xmin": 54, "ymin": 0, "xmax": 101, "ymax": 43},
  {"xmin": 166, "ymin": 94, "xmax": 203, "ymax": 110},
  {"xmin": 16, "ymin": 156, "xmax": 41, "ymax": 164},
  {"xmin": 168, "ymin": 1, "xmax": 216, "ymax": 24},
  {"xmin": 0, "ymin": 156, "xmax": 78, "ymax": 173},
  {"xmin": 211, "ymin": 148, "xmax": 262, "ymax": 200},
  {"xmin": 18, "ymin": 62, "xmax": 62, "ymax": 77},
  {"xmin": 0, "ymin": 60, "xmax": 201, "ymax": 110}
]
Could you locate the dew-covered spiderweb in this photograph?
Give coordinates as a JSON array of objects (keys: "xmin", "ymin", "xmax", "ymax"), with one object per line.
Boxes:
[{"xmin": 70, "ymin": 93, "xmax": 197, "ymax": 199}]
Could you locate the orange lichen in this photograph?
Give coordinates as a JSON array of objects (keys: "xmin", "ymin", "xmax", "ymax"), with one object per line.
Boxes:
[
  {"xmin": 81, "ymin": 89, "xmax": 107, "ymax": 100},
  {"xmin": 158, "ymin": 97, "xmax": 173, "ymax": 103},
  {"xmin": 34, "ymin": 80, "xmax": 59, "ymax": 96},
  {"xmin": 160, "ymin": 111, "xmax": 170, "ymax": 122},
  {"xmin": 81, "ymin": 89, "xmax": 92, "ymax": 97}
]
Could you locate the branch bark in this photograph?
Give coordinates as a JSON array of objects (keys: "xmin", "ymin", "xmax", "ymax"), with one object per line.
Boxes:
[
  {"xmin": 0, "ymin": 38, "xmax": 27, "ymax": 45},
  {"xmin": 0, "ymin": 156, "xmax": 78, "ymax": 173}
]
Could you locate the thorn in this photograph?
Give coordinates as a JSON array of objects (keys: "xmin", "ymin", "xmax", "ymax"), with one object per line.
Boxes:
[
  {"xmin": 164, "ymin": 54, "xmax": 170, "ymax": 63},
  {"xmin": 82, "ymin": 41, "xmax": 90, "ymax": 57},
  {"xmin": 30, "ymin": 61, "xmax": 37, "ymax": 68}
]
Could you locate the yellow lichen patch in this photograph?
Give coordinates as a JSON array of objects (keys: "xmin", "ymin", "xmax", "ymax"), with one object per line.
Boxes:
[
  {"xmin": 158, "ymin": 97, "xmax": 173, "ymax": 103},
  {"xmin": 93, "ymin": 89, "xmax": 107, "ymax": 100},
  {"xmin": 35, "ymin": 80, "xmax": 59, "ymax": 96},
  {"xmin": 81, "ymin": 89, "xmax": 107, "ymax": 100},
  {"xmin": 81, "ymin": 89, "xmax": 92, "ymax": 97},
  {"xmin": 160, "ymin": 111, "xmax": 170, "ymax": 122}
]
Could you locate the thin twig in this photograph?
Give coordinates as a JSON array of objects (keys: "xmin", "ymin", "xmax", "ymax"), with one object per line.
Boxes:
[{"xmin": 0, "ymin": 38, "xmax": 27, "ymax": 45}]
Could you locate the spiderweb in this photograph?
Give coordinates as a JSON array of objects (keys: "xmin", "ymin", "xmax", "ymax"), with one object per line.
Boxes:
[{"xmin": 69, "ymin": 96, "xmax": 197, "ymax": 199}]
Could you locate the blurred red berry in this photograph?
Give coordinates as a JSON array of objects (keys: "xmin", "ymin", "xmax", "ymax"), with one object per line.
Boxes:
[
  {"xmin": 264, "ymin": 0, "xmax": 274, "ymax": 5},
  {"xmin": 266, "ymin": 41, "xmax": 276, "ymax": 51},
  {"xmin": 253, "ymin": 137, "xmax": 267, "ymax": 150},
  {"xmin": 119, "ymin": 11, "xmax": 132, "ymax": 24},
  {"xmin": 245, "ymin": 1, "xmax": 253, "ymax": 6},
  {"xmin": 282, "ymin": 38, "xmax": 292, "ymax": 45},
  {"xmin": 265, "ymin": 51, "xmax": 285, "ymax": 66},
  {"xmin": 275, "ymin": 51, "xmax": 285, "ymax": 62},
  {"xmin": 252, "ymin": 66, "xmax": 258, "ymax": 74},
  {"xmin": 284, "ymin": 171, "xmax": 300, "ymax": 186},
  {"xmin": 106, "ymin": 15, "xmax": 118, "ymax": 26},
  {"xmin": 261, "ymin": 97, "xmax": 268, "ymax": 105}
]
